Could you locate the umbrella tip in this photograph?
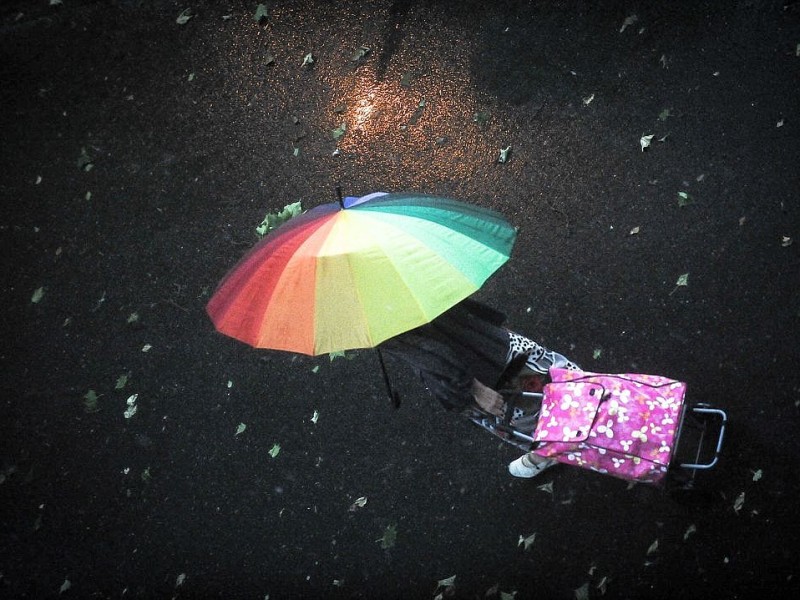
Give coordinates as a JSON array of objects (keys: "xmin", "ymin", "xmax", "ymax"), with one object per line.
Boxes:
[{"xmin": 335, "ymin": 186, "xmax": 344, "ymax": 209}]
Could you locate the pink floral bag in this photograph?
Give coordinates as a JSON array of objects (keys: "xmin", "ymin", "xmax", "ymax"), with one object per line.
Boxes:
[{"xmin": 531, "ymin": 368, "xmax": 687, "ymax": 484}]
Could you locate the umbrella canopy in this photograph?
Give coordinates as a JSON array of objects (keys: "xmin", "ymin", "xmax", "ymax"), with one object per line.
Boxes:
[{"xmin": 206, "ymin": 192, "xmax": 517, "ymax": 355}]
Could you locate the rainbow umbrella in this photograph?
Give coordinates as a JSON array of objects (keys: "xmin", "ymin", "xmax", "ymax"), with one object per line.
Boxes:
[{"xmin": 206, "ymin": 191, "xmax": 517, "ymax": 356}]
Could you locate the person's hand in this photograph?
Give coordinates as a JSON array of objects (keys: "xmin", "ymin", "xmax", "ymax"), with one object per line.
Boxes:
[{"xmin": 471, "ymin": 379, "xmax": 505, "ymax": 417}]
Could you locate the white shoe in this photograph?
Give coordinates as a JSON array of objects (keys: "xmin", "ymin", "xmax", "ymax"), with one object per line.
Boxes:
[{"xmin": 509, "ymin": 455, "xmax": 556, "ymax": 478}]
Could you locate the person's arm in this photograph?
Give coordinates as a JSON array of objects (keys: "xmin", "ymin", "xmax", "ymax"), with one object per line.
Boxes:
[{"xmin": 382, "ymin": 333, "xmax": 477, "ymax": 412}]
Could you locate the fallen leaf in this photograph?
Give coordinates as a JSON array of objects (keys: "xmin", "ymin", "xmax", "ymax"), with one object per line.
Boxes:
[
  {"xmin": 176, "ymin": 8, "xmax": 194, "ymax": 25},
  {"xmin": 733, "ymin": 491, "xmax": 745, "ymax": 513},
  {"xmin": 349, "ymin": 496, "xmax": 367, "ymax": 511},
  {"xmin": 269, "ymin": 443, "xmax": 281, "ymax": 458},
  {"xmin": 677, "ymin": 191, "xmax": 693, "ymax": 206},
  {"xmin": 683, "ymin": 524, "xmax": 697, "ymax": 540},
  {"xmin": 76, "ymin": 147, "xmax": 94, "ymax": 171},
  {"xmin": 59, "ymin": 579, "xmax": 71, "ymax": 594},
  {"xmin": 352, "ymin": 46, "xmax": 370, "ymax": 62},
  {"xmin": 640, "ymin": 134, "xmax": 654, "ymax": 152},
  {"xmin": 31, "ymin": 287, "xmax": 45, "ymax": 303},
  {"xmin": 83, "ymin": 389, "xmax": 100, "ymax": 413},
  {"xmin": 518, "ymin": 532, "xmax": 536, "ymax": 551},
  {"xmin": 498, "ymin": 146, "xmax": 512, "ymax": 163},
  {"xmin": 115, "ymin": 373, "xmax": 129, "ymax": 390},
  {"xmin": 593, "ymin": 348, "xmax": 602, "ymax": 360},
  {"xmin": 124, "ymin": 394, "xmax": 138, "ymax": 419},
  {"xmin": 473, "ymin": 111, "xmax": 490, "ymax": 127},
  {"xmin": 377, "ymin": 523, "xmax": 397, "ymax": 549},
  {"xmin": 596, "ymin": 576, "xmax": 609, "ymax": 595},
  {"xmin": 302, "ymin": 52, "xmax": 314, "ymax": 67},
  {"xmin": 574, "ymin": 582, "xmax": 590, "ymax": 600},
  {"xmin": 646, "ymin": 539, "xmax": 659, "ymax": 556},
  {"xmin": 781, "ymin": 236, "xmax": 793, "ymax": 247},
  {"xmin": 619, "ymin": 15, "xmax": 638, "ymax": 33},
  {"xmin": 176, "ymin": 573, "xmax": 186, "ymax": 587},
  {"xmin": 670, "ymin": 273, "xmax": 690, "ymax": 296},
  {"xmin": 658, "ymin": 108, "xmax": 672, "ymax": 121},
  {"xmin": 582, "ymin": 93, "xmax": 595, "ymax": 105},
  {"xmin": 408, "ymin": 99, "xmax": 426, "ymax": 125},
  {"xmin": 141, "ymin": 343, "xmax": 152, "ymax": 352},
  {"xmin": 630, "ymin": 226, "xmax": 640, "ymax": 235},
  {"xmin": 332, "ymin": 123, "xmax": 347, "ymax": 141},
  {"xmin": 436, "ymin": 575, "xmax": 457, "ymax": 592},
  {"xmin": 537, "ymin": 481, "xmax": 554, "ymax": 493},
  {"xmin": 776, "ymin": 118, "xmax": 784, "ymax": 128},
  {"xmin": 256, "ymin": 202, "xmax": 303, "ymax": 237},
  {"xmin": 500, "ymin": 592, "xmax": 518, "ymax": 600},
  {"xmin": 235, "ymin": 423, "xmax": 246, "ymax": 436},
  {"xmin": 254, "ymin": 4, "xmax": 269, "ymax": 22},
  {"xmin": 752, "ymin": 469, "xmax": 763, "ymax": 482}
]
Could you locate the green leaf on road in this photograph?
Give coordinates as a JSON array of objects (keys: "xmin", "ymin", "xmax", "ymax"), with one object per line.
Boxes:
[
  {"xmin": 176, "ymin": 8, "xmax": 194, "ymax": 25},
  {"xmin": 83, "ymin": 389, "xmax": 100, "ymax": 413},
  {"xmin": 256, "ymin": 202, "xmax": 302, "ymax": 237},
  {"xmin": 77, "ymin": 147, "xmax": 94, "ymax": 171},
  {"xmin": 518, "ymin": 532, "xmax": 536, "ymax": 551},
  {"xmin": 473, "ymin": 111, "xmax": 490, "ymax": 127},
  {"xmin": 254, "ymin": 4, "xmax": 269, "ymax": 22},
  {"xmin": 115, "ymin": 373, "xmax": 129, "ymax": 390},
  {"xmin": 332, "ymin": 123, "xmax": 347, "ymax": 140},
  {"xmin": 377, "ymin": 523, "xmax": 397, "ymax": 549}
]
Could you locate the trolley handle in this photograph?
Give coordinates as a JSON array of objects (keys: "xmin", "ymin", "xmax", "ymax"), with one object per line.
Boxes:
[{"xmin": 680, "ymin": 407, "xmax": 727, "ymax": 470}]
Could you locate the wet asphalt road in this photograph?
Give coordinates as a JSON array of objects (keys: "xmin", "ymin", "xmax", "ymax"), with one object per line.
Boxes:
[{"xmin": 1, "ymin": 1, "xmax": 799, "ymax": 598}]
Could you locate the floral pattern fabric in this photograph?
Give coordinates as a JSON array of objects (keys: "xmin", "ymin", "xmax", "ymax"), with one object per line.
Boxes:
[{"xmin": 531, "ymin": 368, "xmax": 687, "ymax": 484}]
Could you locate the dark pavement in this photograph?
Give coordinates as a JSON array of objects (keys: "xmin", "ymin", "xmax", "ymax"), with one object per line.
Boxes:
[{"xmin": 2, "ymin": 1, "xmax": 799, "ymax": 598}]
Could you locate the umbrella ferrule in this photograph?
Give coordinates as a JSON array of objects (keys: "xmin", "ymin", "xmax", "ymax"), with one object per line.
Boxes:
[{"xmin": 336, "ymin": 186, "xmax": 344, "ymax": 209}]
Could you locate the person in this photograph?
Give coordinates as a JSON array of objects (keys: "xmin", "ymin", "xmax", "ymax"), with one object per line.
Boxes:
[{"xmin": 379, "ymin": 297, "xmax": 579, "ymax": 478}]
